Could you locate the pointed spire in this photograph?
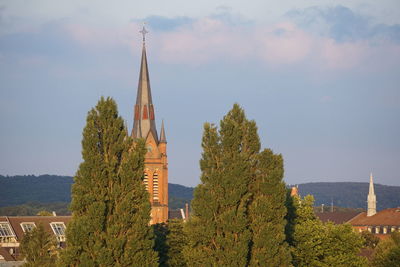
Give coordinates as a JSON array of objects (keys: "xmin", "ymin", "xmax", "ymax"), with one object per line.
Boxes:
[
  {"xmin": 160, "ymin": 120, "xmax": 167, "ymax": 143},
  {"xmin": 132, "ymin": 25, "xmax": 158, "ymax": 142},
  {"xmin": 369, "ymin": 172, "xmax": 375, "ymax": 195},
  {"xmin": 367, "ymin": 172, "xmax": 377, "ymax": 217}
]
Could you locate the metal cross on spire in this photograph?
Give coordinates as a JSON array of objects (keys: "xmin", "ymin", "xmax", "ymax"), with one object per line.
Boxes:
[{"xmin": 140, "ymin": 23, "xmax": 148, "ymax": 43}]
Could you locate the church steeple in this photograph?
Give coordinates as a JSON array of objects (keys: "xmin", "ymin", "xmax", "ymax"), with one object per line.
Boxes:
[
  {"xmin": 132, "ymin": 25, "xmax": 158, "ymax": 142},
  {"xmin": 131, "ymin": 25, "xmax": 169, "ymax": 224},
  {"xmin": 367, "ymin": 173, "xmax": 377, "ymax": 217}
]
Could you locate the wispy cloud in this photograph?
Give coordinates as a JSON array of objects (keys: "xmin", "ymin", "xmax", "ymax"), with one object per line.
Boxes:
[
  {"xmin": 1, "ymin": 6, "xmax": 399, "ymax": 72},
  {"xmin": 286, "ymin": 5, "xmax": 400, "ymax": 43}
]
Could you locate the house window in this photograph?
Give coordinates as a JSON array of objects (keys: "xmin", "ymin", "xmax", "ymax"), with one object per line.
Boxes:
[
  {"xmin": 20, "ymin": 222, "xmax": 36, "ymax": 233},
  {"xmin": 0, "ymin": 222, "xmax": 16, "ymax": 243},
  {"xmin": 375, "ymin": 227, "xmax": 380, "ymax": 234},
  {"xmin": 153, "ymin": 172, "xmax": 159, "ymax": 202},
  {"xmin": 391, "ymin": 226, "xmax": 396, "ymax": 233},
  {"xmin": 50, "ymin": 223, "xmax": 66, "ymax": 242},
  {"xmin": 367, "ymin": 227, "xmax": 372, "ymax": 232}
]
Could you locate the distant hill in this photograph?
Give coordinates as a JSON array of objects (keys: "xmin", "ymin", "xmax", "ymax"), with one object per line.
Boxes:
[
  {"xmin": 0, "ymin": 175, "xmax": 193, "ymax": 211},
  {"xmin": 1, "ymin": 175, "xmax": 399, "ymax": 215},
  {"xmin": 297, "ymin": 182, "xmax": 400, "ymax": 211}
]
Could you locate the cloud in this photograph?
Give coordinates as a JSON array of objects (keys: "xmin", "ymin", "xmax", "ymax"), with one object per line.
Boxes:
[
  {"xmin": 131, "ymin": 16, "xmax": 193, "ymax": 32},
  {"xmin": 286, "ymin": 5, "xmax": 400, "ymax": 43},
  {"xmin": 1, "ymin": 6, "xmax": 399, "ymax": 72}
]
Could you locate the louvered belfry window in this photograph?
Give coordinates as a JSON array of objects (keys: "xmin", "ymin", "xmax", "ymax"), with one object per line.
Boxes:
[
  {"xmin": 143, "ymin": 172, "xmax": 149, "ymax": 191},
  {"xmin": 153, "ymin": 172, "xmax": 159, "ymax": 202}
]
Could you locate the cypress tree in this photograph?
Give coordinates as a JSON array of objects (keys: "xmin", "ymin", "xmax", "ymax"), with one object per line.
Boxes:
[
  {"xmin": 248, "ymin": 149, "xmax": 291, "ymax": 266},
  {"xmin": 59, "ymin": 97, "xmax": 158, "ymax": 266},
  {"xmin": 153, "ymin": 223, "xmax": 168, "ymax": 266},
  {"xmin": 184, "ymin": 104, "xmax": 290, "ymax": 266},
  {"xmin": 165, "ymin": 219, "xmax": 187, "ymax": 267},
  {"xmin": 153, "ymin": 220, "xmax": 187, "ymax": 267},
  {"xmin": 184, "ymin": 104, "xmax": 256, "ymax": 266}
]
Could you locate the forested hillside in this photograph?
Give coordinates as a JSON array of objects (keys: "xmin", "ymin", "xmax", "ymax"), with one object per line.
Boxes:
[
  {"xmin": 1, "ymin": 175, "xmax": 399, "ymax": 215},
  {"xmin": 297, "ymin": 182, "xmax": 400, "ymax": 210},
  {"xmin": 0, "ymin": 175, "xmax": 193, "ymax": 214}
]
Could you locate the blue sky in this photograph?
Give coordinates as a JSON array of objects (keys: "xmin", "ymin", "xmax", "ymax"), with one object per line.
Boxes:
[{"xmin": 0, "ymin": 0, "xmax": 399, "ymax": 186}]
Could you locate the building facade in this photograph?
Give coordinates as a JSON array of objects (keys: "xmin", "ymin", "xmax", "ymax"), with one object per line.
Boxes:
[
  {"xmin": 0, "ymin": 216, "xmax": 70, "ymax": 264},
  {"xmin": 131, "ymin": 27, "xmax": 168, "ymax": 224}
]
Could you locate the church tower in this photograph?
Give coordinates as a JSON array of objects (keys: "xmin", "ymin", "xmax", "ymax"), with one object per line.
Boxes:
[
  {"xmin": 132, "ymin": 26, "xmax": 168, "ymax": 224},
  {"xmin": 367, "ymin": 173, "xmax": 376, "ymax": 217}
]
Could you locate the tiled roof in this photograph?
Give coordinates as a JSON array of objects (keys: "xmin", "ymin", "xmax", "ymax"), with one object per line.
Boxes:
[
  {"xmin": 0, "ymin": 246, "xmax": 16, "ymax": 261},
  {"xmin": 315, "ymin": 212, "xmax": 360, "ymax": 224},
  {"xmin": 348, "ymin": 208, "xmax": 400, "ymax": 226}
]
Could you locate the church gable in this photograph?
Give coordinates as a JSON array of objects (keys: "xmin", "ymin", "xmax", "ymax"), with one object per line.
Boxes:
[{"xmin": 145, "ymin": 131, "xmax": 161, "ymax": 158}]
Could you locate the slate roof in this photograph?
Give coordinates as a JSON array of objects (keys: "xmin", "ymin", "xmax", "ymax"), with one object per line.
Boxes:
[
  {"xmin": 131, "ymin": 41, "xmax": 159, "ymax": 142},
  {"xmin": 168, "ymin": 210, "xmax": 184, "ymax": 220}
]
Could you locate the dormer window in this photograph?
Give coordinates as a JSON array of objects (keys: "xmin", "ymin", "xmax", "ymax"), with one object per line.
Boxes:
[
  {"xmin": 50, "ymin": 222, "xmax": 66, "ymax": 242},
  {"xmin": 20, "ymin": 222, "xmax": 36, "ymax": 233},
  {"xmin": 0, "ymin": 222, "xmax": 16, "ymax": 243}
]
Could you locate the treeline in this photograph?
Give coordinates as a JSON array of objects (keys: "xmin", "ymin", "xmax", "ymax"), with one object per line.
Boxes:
[
  {"xmin": 298, "ymin": 182, "xmax": 400, "ymax": 210},
  {"xmin": 2, "ymin": 177, "xmax": 400, "ymax": 212},
  {"xmin": 0, "ymin": 202, "xmax": 70, "ymax": 216},
  {"xmin": 0, "ymin": 176, "xmax": 192, "ymax": 212}
]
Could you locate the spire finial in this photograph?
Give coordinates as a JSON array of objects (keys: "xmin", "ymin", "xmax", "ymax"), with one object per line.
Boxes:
[{"xmin": 140, "ymin": 23, "xmax": 148, "ymax": 44}]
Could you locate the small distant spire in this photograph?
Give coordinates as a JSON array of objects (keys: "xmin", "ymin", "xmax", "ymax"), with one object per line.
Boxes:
[
  {"xmin": 367, "ymin": 173, "xmax": 377, "ymax": 216},
  {"xmin": 160, "ymin": 120, "xmax": 167, "ymax": 143}
]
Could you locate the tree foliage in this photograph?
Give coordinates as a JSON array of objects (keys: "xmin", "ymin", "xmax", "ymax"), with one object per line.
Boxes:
[
  {"xmin": 19, "ymin": 223, "xmax": 58, "ymax": 267},
  {"xmin": 289, "ymin": 195, "xmax": 367, "ymax": 267},
  {"xmin": 184, "ymin": 104, "xmax": 289, "ymax": 266},
  {"xmin": 372, "ymin": 232, "xmax": 400, "ymax": 267},
  {"xmin": 58, "ymin": 97, "xmax": 158, "ymax": 266},
  {"xmin": 248, "ymin": 149, "xmax": 291, "ymax": 266},
  {"xmin": 37, "ymin": 210, "xmax": 53, "ymax": 216},
  {"xmin": 361, "ymin": 230, "xmax": 380, "ymax": 249},
  {"xmin": 166, "ymin": 219, "xmax": 187, "ymax": 267}
]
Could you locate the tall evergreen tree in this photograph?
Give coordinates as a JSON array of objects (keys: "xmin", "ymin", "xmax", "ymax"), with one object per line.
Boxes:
[
  {"xmin": 165, "ymin": 219, "xmax": 187, "ymax": 267},
  {"xmin": 184, "ymin": 104, "xmax": 290, "ymax": 266},
  {"xmin": 153, "ymin": 223, "xmax": 168, "ymax": 266},
  {"xmin": 19, "ymin": 223, "xmax": 57, "ymax": 267},
  {"xmin": 153, "ymin": 220, "xmax": 187, "ymax": 267},
  {"xmin": 59, "ymin": 97, "xmax": 158, "ymax": 267},
  {"xmin": 248, "ymin": 149, "xmax": 291, "ymax": 266}
]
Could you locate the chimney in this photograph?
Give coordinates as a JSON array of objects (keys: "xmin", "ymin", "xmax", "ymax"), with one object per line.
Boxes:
[{"xmin": 52, "ymin": 211, "xmax": 57, "ymax": 217}]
